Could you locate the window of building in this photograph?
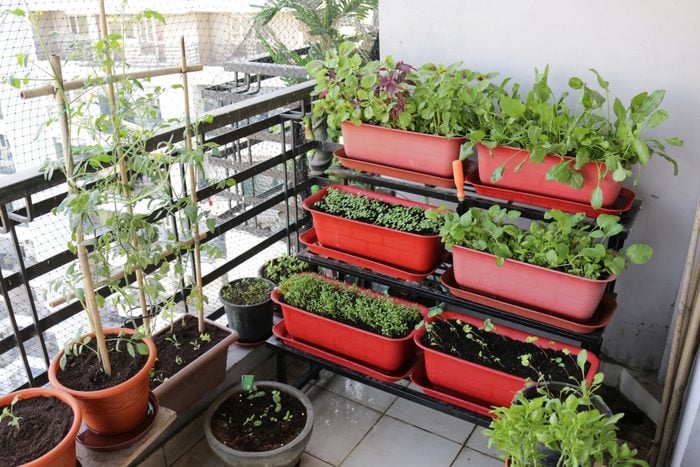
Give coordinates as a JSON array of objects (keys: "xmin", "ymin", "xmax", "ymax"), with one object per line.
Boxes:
[{"xmin": 68, "ymin": 15, "xmax": 89, "ymax": 35}]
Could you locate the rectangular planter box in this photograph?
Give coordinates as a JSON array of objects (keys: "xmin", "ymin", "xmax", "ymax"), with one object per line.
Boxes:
[
  {"xmin": 152, "ymin": 315, "xmax": 238, "ymax": 413},
  {"xmin": 272, "ymin": 278, "xmax": 426, "ymax": 372},
  {"xmin": 342, "ymin": 121, "xmax": 466, "ymax": 178},
  {"xmin": 414, "ymin": 311, "xmax": 600, "ymax": 408},
  {"xmin": 476, "ymin": 143, "xmax": 623, "ymax": 207},
  {"xmin": 303, "ymin": 185, "xmax": 444, "ymax": 273},
  {"xmin": 452, "ymin": 244, "xmax": 614, "ymax": 320}
]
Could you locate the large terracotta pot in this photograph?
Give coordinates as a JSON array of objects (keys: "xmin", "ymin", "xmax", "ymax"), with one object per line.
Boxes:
[
  {"xmin": 0, "ymin": 387, "xmax": 82, "ymax": 467},
  {"xmin": 342, "ymin": 121, "xmax": 466, "ymax": 178},
  {"xmin": 414, "ymin": 311, "xmax": 600, "ymax": 408},
  {"xmin": 477, "ymin": 144, "xmax": 623, "ymax": 207},
  {"xmin": 451, "ymin": 245, "xmax": 614, "ymax": 320},
  {"xmin": 48, "ymin": 327, "xmax": 156, "ymax": 434}
]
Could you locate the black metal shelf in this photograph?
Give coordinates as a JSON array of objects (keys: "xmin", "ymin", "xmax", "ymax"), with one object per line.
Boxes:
[{"xmin": 266, "ymin": 337, "xmax": 493, "ymax": 427}]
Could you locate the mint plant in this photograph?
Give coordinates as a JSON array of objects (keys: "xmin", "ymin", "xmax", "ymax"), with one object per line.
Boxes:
[
  {"xmin": 428, "ymin": 205, "xmax": 653, "ymax": 279},
  {"xmin": 485, "ymin": 351, "xmax": 649, "ymax": 466},
  {"xmin": 314, "ymin": 188, "xmax": 442, "ymax": 235},
  {"xmin": 278, "ymin": 274, "xmax": 422, "ymax": 338}
]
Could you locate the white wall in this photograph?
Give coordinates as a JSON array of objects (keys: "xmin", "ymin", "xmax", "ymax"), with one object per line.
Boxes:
[{"xmin": 379, "ymin": 0, "xmax": 700, "ymax": 372}]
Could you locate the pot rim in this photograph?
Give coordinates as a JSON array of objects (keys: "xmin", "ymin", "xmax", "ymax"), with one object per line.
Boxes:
[
  {"xmin": 48, "ymin": 327, "xmax": 157, "ymax": 399},
  {"xmin": 204, "ymin": 381, "xmax": 314, "ymax": 458},
  {"xmin": 0, "ymin": 387, "xmax": 82, "ymax": 467},
  {"xmin": 452, "ymin": 244, "xmax": 617, "ymax": 284},
  {"xmin": 475, "ymin": 142, "xmax": 611, "ymax": 169},
  {"xmin": 302, "ymin": 184, "xmax": 442, "ymax": 240},
  {"xmin": 219, "ymin": 277, "xmax": 276, "ymax": 308},
  {"xmin": 341, "ymin": 121, "xmax": 468, "ymax": 142}
]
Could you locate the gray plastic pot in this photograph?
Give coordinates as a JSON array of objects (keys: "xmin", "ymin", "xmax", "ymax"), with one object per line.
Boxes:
[{"xmin": 204, "ymin": 381, "xmax": 314, "ymax": 467}]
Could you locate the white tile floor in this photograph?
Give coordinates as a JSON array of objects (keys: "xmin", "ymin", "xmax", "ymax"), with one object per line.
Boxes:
[{"xmin": 169, "ymin": 368, "xmax": 505, "ymax": 466}]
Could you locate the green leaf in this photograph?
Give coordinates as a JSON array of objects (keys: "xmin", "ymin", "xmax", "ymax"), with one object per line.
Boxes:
[
  {"xmin": 591, "ymin": 187, "xmax": 603, "ymax": 210},
  {"xmin": 360, "ymin": 74, "xmax": 376, "ymax": 89},
  {"xmin": 647, "ymin": 109, "xmax": 668, "ymax": 128},
  {"xmin": 626, "ymin": 244, "xmax": 653, "ymax": 264},
  {"xmin": 9, "ymin": 8, "xmax": 25, "ymax": 16},
  {"xmin": 500, "ymin": 97, "xmax": 526, "ymax": 118},
  {"xmin": 588, "ymin": 68, "xmax": 609, "ymax": 91},
  {"xmin": 576, "ymin": 349, "xmax": 588, "ymax": 371},
  {"xmin": 16, "ymin": 53, "xmax": 28, "ymax": 67},
  {"xmin": 568, "ymin": 77, "xmax": 583, "ymax": 89},
  {"xmin": 631, "ymin": 138, "xmax": 650, "ymax": 164},
  {"xmin": 612, "ymin": 167, "xmax": 631, "ymax": 182},
  {"xmin": 490, "ymin": 164, "xmax": 505, "ymax": 183},
  {"xmin": 665, "ymin": 137, "xmax": 684, "ymax": 147}
]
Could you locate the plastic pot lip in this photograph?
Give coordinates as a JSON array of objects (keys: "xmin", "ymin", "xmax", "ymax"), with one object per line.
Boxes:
[
  {"xmin": 475, "ymin": 142, "xmax": 609, "ymax": 169},
  {"xmin": 451, "ymin": 244, "xmax": 617, "ymax": 284},
  {"xmin": 204, "ymin": 381, "xmax": 314, "ymax": 458},
  {"xmin": 341, "ymin": 121, "xmax": 468, "ymax": 142},
  {"xmin": 219, "ymin": 277, "xmax": 276, "ymax": 308},
  {"xmin": 272, "ymin": 273, "xmax": 427, "ymax": 343},
  {"xmin": 48, "ymin": 327, "xmax": 157, "ymax": 400},
  {"xmin": 0, "ymin": 387, "xmax": 82, "ymax": 467},
  {"xmin": 414, "ymin": 311, "xmax": 599, "ymax": 384},
  {"xmin": 302, "ymin": 184, "xmax": 442, "ymax": 240}
]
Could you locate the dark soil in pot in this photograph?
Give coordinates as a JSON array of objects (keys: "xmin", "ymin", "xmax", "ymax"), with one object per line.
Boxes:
[
  {"xmin": 422, "ymin": 319, "xmax": 589, "ymax": 381},
  {"xmin": 210, "ymin": 390, "xmax": 307, "ymax": 452},
  {"xmin": 0, "ymin": 396, "xmax": 72, "ymax": 466},
  {"xmin": 56, "ymin": 338, "xmax": 148, "ymax": 391},
  {"xmin": 150, "ymin": 314, "xmax": 232, "ymax": 389},
  {"xmin": 312, "ymin": 188, "xmax": 441, "ymax": 236}
]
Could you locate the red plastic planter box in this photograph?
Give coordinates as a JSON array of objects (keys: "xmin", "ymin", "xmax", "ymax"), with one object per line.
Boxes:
[
  {"xmin": 452, "ymin": 245, "xmax": 614, "ymax": 320},
  {"xmin": 271, "ymin": 278, "xmax": 426, "ymax": 372},
  {"xmin": 477, "ymin": 144, "xmax": 623, "ymax": 207},
  {"xmin": 414, "ymin": 311, "xmax": 600, "ymax": 408},
  {"xmin": 342, "ymin": 122, "xmax": 466, "ymax": 178},
  {"xmin": 303, "ymin": 185, "xmax": 444, "ymax": 273}
]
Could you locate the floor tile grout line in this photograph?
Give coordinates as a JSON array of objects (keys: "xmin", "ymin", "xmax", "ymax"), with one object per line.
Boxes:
[
  {"xmin": 336, "ymin": 410, "xmax": 385, "ymax": 467},
  {"xmin": 379, "ymin": 411, "xmax": 469, "ymax": 446},
  {"xmin": 167, "ymin": 434, "xmax": 205, "ymax": 466}
]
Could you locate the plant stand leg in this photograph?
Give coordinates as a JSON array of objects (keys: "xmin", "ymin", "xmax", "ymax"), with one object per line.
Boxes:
[{"xmin": 276, "ymin": 352, "xmax": 288, "ymax": 384}]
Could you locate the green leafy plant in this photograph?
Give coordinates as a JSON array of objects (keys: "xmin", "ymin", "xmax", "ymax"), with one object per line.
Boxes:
[
  {"xmin": 485, "ymin": 351, "xmax": 648, "ymax": 466},
  {"xmin": 313, "ymin": 188, "xmax": 442, "ymax": 235},
  {"xmin": 466, "ymin": 66, "xmax": 683, "ymax": 208},
  {"xmin": 278, "ymin": 273, "xmax": 421, "ymax": 338},
  {"xmin": 221, "ymin": 278, "xmax": 273, "ymax": 305},
  {"xmin": 306, "ymin": 42, "xmax": 498, "ymax": 139},
  {"xmin": 0, "ymin": 395, "xmax": 22, "ymax": 430},
  {"xmin": 261, "ymin": 255, "xmax": 314, "ymax": 284},
  {"xmin": 428, "ymin": 205, "xmax": 653, "ymax": 279}
]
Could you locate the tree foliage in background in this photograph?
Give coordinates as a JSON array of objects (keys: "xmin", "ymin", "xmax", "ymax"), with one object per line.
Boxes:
[{"xmin": 252, "ymin": 0, "xmax": 378, "ymax": 69}]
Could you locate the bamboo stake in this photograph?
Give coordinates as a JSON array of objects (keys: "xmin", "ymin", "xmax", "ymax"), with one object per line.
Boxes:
[
  {"xmin": 180, "ymin": 36, "xmax": 205, "ymax": 334},
  {"xmin": 19, "ymin": 64, "xmax": 203, "ymax": 100},
  {"xmin": 98, "ymin": 0, "xmax": 150, "ymax": 334},
  {"xmin": 650, "ymin": 200, "xmax": 700, "ymax": 465},
  {"xmin": 50, "ymin": 55, "xmax": 112, "ymax": 376}
]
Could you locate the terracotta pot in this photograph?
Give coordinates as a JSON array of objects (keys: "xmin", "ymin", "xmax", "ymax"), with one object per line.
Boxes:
[
  {"xmin": 341, "ymin": 122, "xmax": 466, "ymax": 178},
  {"xmin": 153, "ymin": 316, "xmax": 238, "ymax": 413},
  {"xmin": 48, "ymin": 327, "xmax": 157, "ymax": 435},
  {"xmin": 0, "ymin": 388, "xmax": 82, "ymax": 467},
  {"xmin": 272, "ymin": 274, "xmax": 425, "ymax": 372},
  {"xmin": 451, "ymin": 245, "xmax": 615, "ymax": 320},
  {"xmin": 414, "ymin": 311, "xmax": 600, "ymax": 407},
  {"xmin": 303, "ymin": 184, "xmax": 444, "ymax": 273},
  {"xmin": 204, "ymin": 381, "xmax": 314, "ymax": 467},
  {"xmin": 476, "ymin": 144, "xmax": 623, "ymax": 207}
]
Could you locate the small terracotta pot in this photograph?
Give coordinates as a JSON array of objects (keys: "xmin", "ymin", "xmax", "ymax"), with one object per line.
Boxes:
[
  {"xmin": 0, "ymin": 387, "xmax": 82, "ymax": 467},
  {"xmin": 48, "ymin": 327, "xmax": 157, "ymax": 435}
]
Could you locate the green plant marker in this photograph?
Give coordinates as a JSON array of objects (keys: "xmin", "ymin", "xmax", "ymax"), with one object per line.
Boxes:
[{"xmin": 242, "ymin": 374, "xmax": 255, "ymax": 392}]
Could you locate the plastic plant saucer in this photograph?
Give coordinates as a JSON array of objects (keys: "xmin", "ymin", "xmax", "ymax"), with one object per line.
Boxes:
[
  {"xmin": 465, "ymin": 169, "xmax": 636, "ymax": 218},
  {"xmin": 272, "ymin": 321, "xmax": 419, "ymax": 383},
  {"xmin": 334, "ymin": 147, "xmax": 471, "ymax": 188},
  {"xmin": 299, "ymin": 227, "xmax": 442, "ymax": 282},
  {"xmin": 440, "ymin": 267, "xmax": 616, "ymax": 334},
  {"xmin": 410, "ymin": 359, "xmax": 494, "ymax": 418},
  {"xmin": 76, "ymin": 391, "xmax": 159, "ymax": 452}
]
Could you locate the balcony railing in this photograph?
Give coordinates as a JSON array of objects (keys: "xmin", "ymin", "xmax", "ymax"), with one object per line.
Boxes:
[{"xmin": 0, "ymin": 80, "xmax": 319, "ymax": 393}]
